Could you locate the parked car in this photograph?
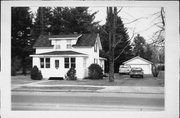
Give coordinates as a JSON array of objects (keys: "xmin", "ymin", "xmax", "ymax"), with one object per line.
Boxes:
[
  {"xmin": 119, "ymin": 65, "xmax": 131, "ymax": 75},
  {"xmin": 129, "ymin": 67, "xmax": 144, "ymax": 78}
]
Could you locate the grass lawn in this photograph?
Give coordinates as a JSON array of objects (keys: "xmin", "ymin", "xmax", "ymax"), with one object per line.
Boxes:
[
  {"xmin": 14, "ymin": 86, "xmax": 104, "ymax": 91},
  {"xmin": 11, "ymin": 71, "xmax": 164, "ymax": 87},
  {"xmin": 11, "ymin": 75, "xmax": 40, "ymax": 85},
  {"xmin": 40, "ymin": 71, "xmax": 164, "ymax": 87}
]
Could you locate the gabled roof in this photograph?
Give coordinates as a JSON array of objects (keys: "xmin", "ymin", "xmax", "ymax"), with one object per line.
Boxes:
[
  {"xmin": 30, "ymin": 51, "xmax": 87, "ymax": 57},
  {"xmin": 123, "ymin": 56, "xmax": 153, "ymax": 64},
  {"xmin": 73, "ymin": 33, "xmax": 97, "ymax": 47},
  {"xmin": 33, "ymin": 33, "xmax": 100, "ymax": 48},
  {"xmin": 33, "ymin": 35, "xmax": 53, "ymax": 48}
]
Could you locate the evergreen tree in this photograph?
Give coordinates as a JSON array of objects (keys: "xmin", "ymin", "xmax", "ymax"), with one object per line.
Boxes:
[
  {"xmin": 32, "ymin": 7, "xmax": 98, "ymax": 36},
  {"xmin": 32, "ymin": 7, "xmax": 53, "ymax": 37},
  {"xmin": 132, "ymin": 34, "xmax": 146, "ymax": 59},
  {"xmin": 11, "ymin": 7, "xmax": 33, "ymax": 75},
  {"xmin": 144, "ymin": 44, "xmax": 153, "ymax": 61},
  {"xmin": 99, "ymin": 15, "xmax": 133, "ymax": 73}
]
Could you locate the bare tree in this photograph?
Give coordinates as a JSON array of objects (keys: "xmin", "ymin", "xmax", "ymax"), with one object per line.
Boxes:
[{"xmin": 107, "ymin": 7, "xmax": 118, "ymax": 82}]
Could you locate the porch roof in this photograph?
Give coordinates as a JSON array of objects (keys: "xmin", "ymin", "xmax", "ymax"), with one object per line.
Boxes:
[{"xmin": 30, "ymin": 51, "xmax": 88, "ymax": 57}]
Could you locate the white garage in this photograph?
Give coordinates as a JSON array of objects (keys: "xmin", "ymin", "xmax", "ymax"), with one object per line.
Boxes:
[{"xmin": 123, "ymin": 56, "xmax": 153, "ymax": 74}]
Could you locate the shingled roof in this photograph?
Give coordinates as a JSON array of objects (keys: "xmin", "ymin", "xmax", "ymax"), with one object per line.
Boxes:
[
  {"xmin": 33, "ymin": 33, "xmax": 98, "ymax": 48},
  {"xmin": 73, "ymin": 33, "xmax": 97, "ymax": 47},
  {"xmin": 33, "ymin": 35, "xmax": 53, "ymax": 48}
]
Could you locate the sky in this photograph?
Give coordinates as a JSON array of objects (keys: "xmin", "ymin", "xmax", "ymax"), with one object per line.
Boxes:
[{"xmin": 30, "ymin": 6, "xmax": 162, "ymax": 43}]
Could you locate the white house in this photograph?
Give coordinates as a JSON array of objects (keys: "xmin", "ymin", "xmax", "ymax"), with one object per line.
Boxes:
[
  {"xmin": 30, "ymin": 33, "xmax": 105, "ymax": 80},
  {"xmin": 123, "ymin": 56, "xmax": 153, "ymax": 74}
]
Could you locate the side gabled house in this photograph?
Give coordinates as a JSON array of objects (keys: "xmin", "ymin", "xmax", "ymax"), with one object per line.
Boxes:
[{"xmin": 30, "ymin": 33, "xmax": 105, "ymax": 80}]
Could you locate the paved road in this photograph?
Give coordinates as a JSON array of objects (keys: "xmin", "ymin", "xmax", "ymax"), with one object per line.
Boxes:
[{"xmin": 12, "ymin": 91, "xmax": 164, "ymax": 111}]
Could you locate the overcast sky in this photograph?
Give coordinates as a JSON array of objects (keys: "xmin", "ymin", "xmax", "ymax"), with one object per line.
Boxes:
[{"xmin": 30, "ymin": 7, "xmax": 162, "ymax": 43}]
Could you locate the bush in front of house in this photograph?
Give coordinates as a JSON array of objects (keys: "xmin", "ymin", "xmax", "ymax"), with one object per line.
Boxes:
[
  {"xmin": 65, "ymin": 67, "xmax": 77, "ymax": 80},
  {"xmin": 88, "ymin": 63, "xmax": 103, "ymax": 80},
  {"xmin": 31, "ymin": 66, "xmax": 43, "ymax": 80}
]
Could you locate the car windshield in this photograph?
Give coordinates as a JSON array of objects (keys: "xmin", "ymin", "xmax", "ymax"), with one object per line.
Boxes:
[
  {"xmin": 131, "ymin": 68, "xmax": 142, "ymax": 72},
  {"xmin": 120, "ymin": 65, "xmax": 129, "ymax": 68}
]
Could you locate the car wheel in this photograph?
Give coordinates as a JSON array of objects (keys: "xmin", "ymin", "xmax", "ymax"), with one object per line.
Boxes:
[
  {"xmin": 130, "ymin": 75, "xmax": 133, "ymax": 78},
  {"xmin": 141, "ymin": 75, "xmax": 144, "ymax": 78}
]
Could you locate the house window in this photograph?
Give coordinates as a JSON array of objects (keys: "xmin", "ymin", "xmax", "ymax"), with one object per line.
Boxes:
[
  {"xmin": 40, "ymin": 58, "xmax": 44, "ymax": 68},
  {"xmin": 64, "ymin": 57, "xmax": 76, "ymax": 68},
  {"xmin": 65, "ymin": 58, "xmax": 69, "ymax": 68},
  {"xmin": 55, "ymin": 40, "xmax": 61, "ymax": 49},
  {"xmin": 94, "ymin": 58, "xmax": 98, "ymax": 64},
  {"xmin": 71, "ymin": 58, "xmax": 76, "ymax": 68},
  {"xmin": 46, "ymin": 58, "xmax": 50, "ymax": 68},
  {"xmin": 94, "ymin": 42, "xmax": 97, "ymax": 52},
  {"xmin": 55, "ymin": 60, "xmax": 59, "ymax": 69},
  {"xmin": 40, "ymin": 58, "xmax": 50, "ymax": 68},
  {"xmin": 66, "ymin": 40, "xmax": 72, "ymax": 49},
  {"xmin": 55, "ymin": 44, "xmax": 61, "ymax": 49}
]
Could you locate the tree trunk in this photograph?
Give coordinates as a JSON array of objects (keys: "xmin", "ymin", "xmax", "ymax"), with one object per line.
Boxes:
[{"xmin": 108, "ymin": 7, "xmax": 117, "ymax": 82}]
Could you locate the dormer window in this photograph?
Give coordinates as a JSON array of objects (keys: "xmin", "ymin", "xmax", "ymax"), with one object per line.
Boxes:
[
  {"xmin": 55, "ymin": 44, "xmax": 61, "ymax": 49},
  {"xmin": 55, "ymin": 40, "xmax": 61, "ymax": 49},
  {"xmin": 94, "ymin": 41, "xmax": 97, "ymax": 52},
  {"xmin": 66, "ymin": 40, "xmax": 72, "ymax": 49}
]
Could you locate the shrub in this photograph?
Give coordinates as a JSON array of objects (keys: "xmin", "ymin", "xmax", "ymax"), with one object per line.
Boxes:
[
  {"xmin": 65, "ymin": 67, "xmax": 77, "ymax": 80},
  {"xmin": 88, "ymin": 64, "xmax": 103, "ymax": 80},
  {"xmin": 31, "ymin": 66, "xmax": 43, "ymax": 80}
]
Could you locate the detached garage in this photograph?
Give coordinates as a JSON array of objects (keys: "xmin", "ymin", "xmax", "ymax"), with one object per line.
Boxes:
[{"xmin": 123, "ymin": 56, "xmax": 153, "ymax": 74}]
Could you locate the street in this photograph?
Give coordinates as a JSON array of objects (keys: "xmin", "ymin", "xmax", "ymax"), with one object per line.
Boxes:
[{"xmin": 12, "ymin": 91, "xmax": 164, "ymax": 111}]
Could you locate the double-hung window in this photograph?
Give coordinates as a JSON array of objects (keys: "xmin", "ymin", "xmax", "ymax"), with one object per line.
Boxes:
[
  {"xmin": 46, "ymin": 58, "xmax": 50, "ymax": 68},
  {"xmin": 66, "ymin": 40, "xmax": 72, "ymax": 49},
  {"xmin": 64, "ymin": 58, "xmax": 69, "ymax": 68},
  {"xmin": 55, "ymin": 40, "xmax": 61, "ymax": 49},
  {"xmin": 71, "ymin": 58, "xmax": 76, "ymax": 68},
  {"xmin": 94, "ymin": 42, "xmax": 97, "ymax": 52},
  {"xmin": 40, "ymin": 58, "xmax": 44, "ymax": 68},
  {"xmin": 64, "ymin": 57, "xmax": 76, "ymax": 68},
  {"xmin": 40, "ymin": 58, "xmax": 50, "ymax": 68}
]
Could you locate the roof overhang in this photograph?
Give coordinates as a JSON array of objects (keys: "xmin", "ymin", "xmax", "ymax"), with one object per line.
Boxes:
[
  {"xmin": 99, "ymin": 57, "xmax": 107, "ymax": 60},
  {"xmin": 30, "ymin": 54, "xmax": 88, "ymax": 57},
  {"xmin": 49, "ymin": 34, "xmax": 82, "ymax": 40},
  {"xmin": 123, "ymin": 56, "xmax": 153, "ymax": 65},
  {"xmin": 33, "ymin": 47, "xmax": 53, "ymax": 49},
  {"xmin": 30, "ymin": 51, "xmax": 88, "ymax": 57}
]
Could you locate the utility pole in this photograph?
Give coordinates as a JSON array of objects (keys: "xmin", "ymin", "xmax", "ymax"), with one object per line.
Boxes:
[{"xmin": 108, "ymin": 7, "xmax": 117, "ymax": 82}]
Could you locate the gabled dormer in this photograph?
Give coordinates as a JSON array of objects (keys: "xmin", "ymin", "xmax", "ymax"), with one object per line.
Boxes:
[{"xmin": 49, "ymin": 34, "xmax": 82, "ymax": 50}]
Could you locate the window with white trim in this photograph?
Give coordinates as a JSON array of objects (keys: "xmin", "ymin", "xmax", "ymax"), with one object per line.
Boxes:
[
  {"xmin": 66, "ymin": 40, "xmax": 72, "ymax": 49},
  {"xmin": 46, "ymin": 58, "xmax": 50, "ymax": 68},
  {"xmin": 55, "ymin": 40, "xmax": 61, "ymax": 49},
  {"xmin": 71, "ymin": 58, "xmax": 76, "ymax": 68},
  {"xmin": 94, "ymin": 58, "xmax": 98, "ymax": 64},
  {"xmin": 65, "ymin": 58, "xmax": 69, "ymax": 68},
  {"xmin": 94, "ymin": 42, "xmax": 97, "ymax": 52},
  {"xmin": 40, "ymin": 58, "xmax": 44, "ymax": 68},
  {"xmin": 64, "ymin": 57, "xmax": 76, "ymax": 68},
  {"xmin": 55, "ymin": 44, "xmax": 61, "ymax": 49},
  {"xmin": 40, "ymin": 58, "xmax": 50, "ymax": 68},
  {"xmin": 55, "ymin": 60, "xmax": 59, "ymax": 69}
]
